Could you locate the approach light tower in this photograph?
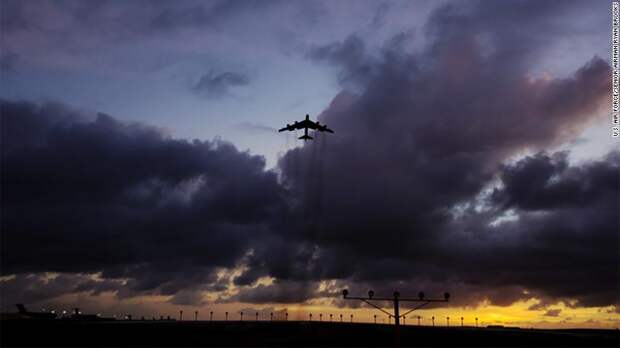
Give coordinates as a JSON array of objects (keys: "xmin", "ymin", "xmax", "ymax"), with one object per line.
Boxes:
[{"xmin": 342, "ymin": 289, "xmax": 449, "ymax": 347}]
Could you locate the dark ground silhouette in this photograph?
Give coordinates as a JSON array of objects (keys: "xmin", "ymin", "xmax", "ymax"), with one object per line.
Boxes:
[{"xmin": 1, "ymin": 319, "xmax": 617, "ymax": 347}]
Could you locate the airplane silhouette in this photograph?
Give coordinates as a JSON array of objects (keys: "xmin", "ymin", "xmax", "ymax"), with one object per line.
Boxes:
[
  {"xmin": 278, "ymin": 114, "xmax": 334, "ymax": 140},
  {"xmin": 16, "ymin": 304, "xmax": 57, "ymax": 320}
]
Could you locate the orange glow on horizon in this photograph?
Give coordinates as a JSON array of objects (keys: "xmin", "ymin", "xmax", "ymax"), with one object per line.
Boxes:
[{"xmin": 36, "ymin": 292, "xmax": 620, "ymax": 329}]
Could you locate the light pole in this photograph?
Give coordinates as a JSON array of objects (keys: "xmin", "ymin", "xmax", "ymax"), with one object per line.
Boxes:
[
  {"xmin": 350, "ymin": 314, "xmax": 353, "ymax": 323},
  {"xmin": 417, "ymin": 316, "xmax": 421, "ymax": 326},
  {"xmin": 256, "ymin": 312, "xmax": 259, "ymax": 321},
  {"xmin": 195, "ymin": 311, "xmax": 198, "ymax": 321},
  {"xmin": 432, "ymin": 316, "xmax": 435, "ymax": 327},
  {"xmin": 374, "ymin": 314, "xmax": 377, "ymax": 324},
  {"xmin": 240, "ymin": 312, "xmax": 243, "ymax": 321},
  {"xmin": 225, "ymin": 312, "xmax": 228, "ymax": 321},
  {"xmin": 320, "ymin": 313, "xmax": 323, "ymax": 322},
  {"xmin": 179, "ymin": 310, "xmax": 183, "ymax": 321},
  {"xmin": 342, "ymin": 289, "xmax": 449, "ymax": 347},
  {"xmin": 461, "ymin": 317, "xmax": 463, "ymax": 327},
  {"xmin": 270, "ymin": 313, "xmax": 273, "ymax": 321},
  {"xmin": 330, "ymin": 313, "xmax": 333, "ymax": 322},
  {"xmin": 475, "ymin": 317, "xmax": 478, "ymax": 327},
  {"xmin": 446, "ymin": 316, "xmax": 450, "ymax": 327}
]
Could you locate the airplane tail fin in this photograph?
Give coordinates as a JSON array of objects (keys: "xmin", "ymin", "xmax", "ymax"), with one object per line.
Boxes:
[
  {"xmin": 298, "ymin": 134, "xmax": 313, "ymax": 140},
  {"xmin": 16, "ymin": 304, "xmax": 27, "ymax": 314}
]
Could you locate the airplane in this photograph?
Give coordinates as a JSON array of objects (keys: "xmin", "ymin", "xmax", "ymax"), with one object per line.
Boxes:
[
  {"xmin": 278, "ymin": 114, "xmax": 334, "ymax": 140},
  {"xmin": 15, "ymin": 304, "xmax": 57, "ymax": 320}
]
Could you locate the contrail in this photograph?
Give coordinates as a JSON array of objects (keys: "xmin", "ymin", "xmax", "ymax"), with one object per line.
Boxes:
[
  {"xmin": 303, "ymin": 131, "xmax": 328, "ymax": 245},
  {"xmin": 314, "ymin": 132, "xmax": 326, "ymax": 236}
]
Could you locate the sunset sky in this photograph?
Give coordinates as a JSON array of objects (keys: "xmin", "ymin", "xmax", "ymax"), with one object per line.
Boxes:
[{"xmin": 1, "ymin": 0, "xmax": 618, "ymax": 329}]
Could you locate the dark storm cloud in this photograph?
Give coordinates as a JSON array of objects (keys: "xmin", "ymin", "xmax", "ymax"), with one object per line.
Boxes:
[
  {"xmin": 168, "ymin": 289, "xmax": 207, "ymax": 306},
  {"xmin": 0, "ymin": 51, "xmax": 18, "ymax": 72},
  {"xmin": 149, "ymin": 0, "xmax": 281, "ymax": 32},
  {"xmin": 307, "ymin": 35, "xmax": 374, "ymax": 87},
  {"xmin": 0, "ymin": 99, "xmax": 286, "ymax": 303},
  {"xmin": 1, "ymin": 0, "xmax": 616, "ymax": 311},
  {"xmin": 0, "ymin": 0, "xmax": 280, "ymax": 38},
  {"xmin": 0, "ymin": 0, "xmax": 31, "ymax": 33},
  {"xmin": 231, "ymin": 279, "xmax": 336, "ymax": 304},
  {"xmin": 492, "ymin": 151, "xmax": 619, "ymax": 211},
  {"xmin": 193, "ymin": 70, "xmax": 251, "ymax": 98},
  {"xmin": 251, "ymin": 0, "xmax": 616, "ymax": 307},
  {"xmin": 0, "ymin": 273, "xmax": 125, "ymax": 308},
  {"xmin": 369, "ymin": 2, "xmax": 391, "ymax": 29},
  {"xmin": 447, "ymin": 151, "xmax": 619, "ymax": 308}
]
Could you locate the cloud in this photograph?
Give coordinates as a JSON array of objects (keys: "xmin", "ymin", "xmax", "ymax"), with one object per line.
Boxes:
[
  {"xmin": 232, "ymin": 280, "xmax": 324, "ymax": 304},
  {"xmin": 0, "ymin": 51, "xmax": 18, "ymax": 72},
  {"xmin": 149, "ymin": 1, "xmax": 282, "ymax": 32},
  {"xmin": 193, "ymin": 70, "xmax": 251, "ymax": 98},
  {"xmin": 544, "ymin": 308, "xmax": 562, "ymax": 317},
  {"xmin": 460, "ymin": 151, "xmax": 619, "ymax": 308},
  {"xmin": 492, "ymin": 151, "xmax": 619, "ymax": 211},
  {"xmin": 168, "ymin": 289, "xmax": 207, "ymax": 306},
  {"xmin": 369, "ymin": 2, "xmax": 391, "ymax": 29},
  {"xmin": 0, "ymin": 0, "xmax": 31, "ymax": 34},
  {"xmin": 0, "ymin": 273, "xmax": 125, "ymax": 308},
  {"xmin": 306, "ymin": 35, "xmax": 375, "ymax": 88},
  {"xmin": 264, "ymin": 0, "xmax": 615, "ymax": 307},
  {"xmin": 0, "ymin": 99, "xmax": 286, "ymax": 304},
  {"xmin": 1, "ymin": 0, "xmax": 616, "ymax": 312}
]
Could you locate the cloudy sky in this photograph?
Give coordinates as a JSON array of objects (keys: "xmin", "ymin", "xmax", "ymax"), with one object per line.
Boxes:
[{"xmin": 1, "ymin": 0, "xmax": 618, "ymax": 328}]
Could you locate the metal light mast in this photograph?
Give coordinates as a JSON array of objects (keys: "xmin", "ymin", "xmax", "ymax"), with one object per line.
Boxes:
[{"xmin": 342, "ymin": 289, "xmax": 450, "ymax": 347}]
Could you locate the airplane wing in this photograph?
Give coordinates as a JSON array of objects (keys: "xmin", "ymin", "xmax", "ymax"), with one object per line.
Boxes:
[
  {"xmin": 279, "ymin": 122, "xmax": 307, "ymax": 132},
  {"xmin": 317, "ymin": 125, "xmax": 334, "ymax": 133},
  {"xmin": 278, "ymin": 124, "xmax": 297, "ymax": 132}
]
